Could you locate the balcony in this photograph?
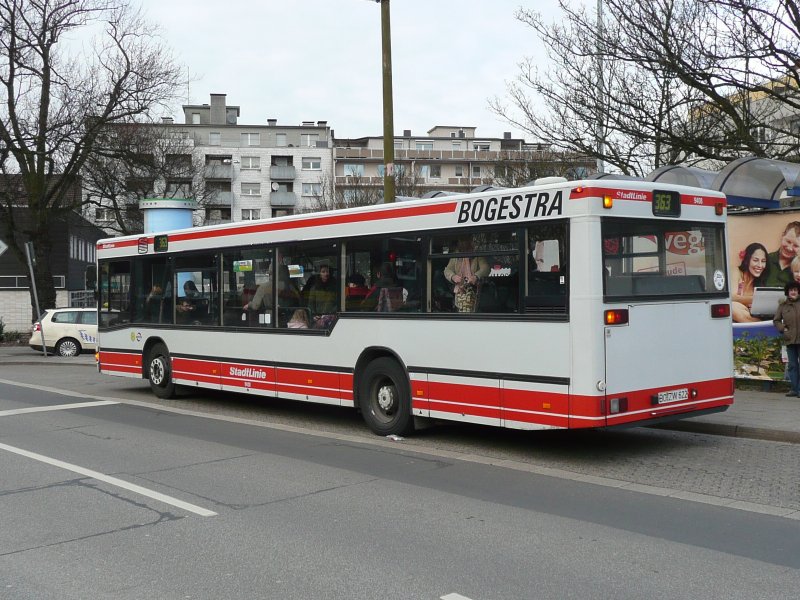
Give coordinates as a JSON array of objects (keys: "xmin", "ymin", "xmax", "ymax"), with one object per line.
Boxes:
[
  {"xmin": 206, "ymin": 191, "xmax": 233, "ymax": 205},
  {"xmin": 204, "ymin": 164, "xmax": 232, "ymax": 179},
  {"xmin": 270, "ymin": 165, "xmax": 296, "ymax": 180},
  {"xmin": 270, "ymin": 191, "xmax": 297, "ymax": 207}
]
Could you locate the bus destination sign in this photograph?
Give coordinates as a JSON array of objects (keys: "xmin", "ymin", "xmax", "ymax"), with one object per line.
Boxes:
[
  {"xmin": 153, "ymin": 234, "xmax": 169, "ymax": 253},
  {"xmin": 652, "ymin": 190, "xmax": 681, "ymax": 217}
]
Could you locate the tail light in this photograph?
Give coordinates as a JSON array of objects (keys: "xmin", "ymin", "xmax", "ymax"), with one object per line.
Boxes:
[
  {"xmin": 32, "ymin": 322, "xmax": 41, "ymax": 332},
  {"xmin": 604, "ymin": 309, "xmax": 629, "ymax": 325},
  {"xmin": 711, "ymin": 304, "xmax": 730, "ymax": 318}
]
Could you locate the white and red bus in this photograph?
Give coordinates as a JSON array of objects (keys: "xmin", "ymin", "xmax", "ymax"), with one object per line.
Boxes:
[{"xmin": 96, "ymin": 178, "xmax": 734, "ymax": 436}]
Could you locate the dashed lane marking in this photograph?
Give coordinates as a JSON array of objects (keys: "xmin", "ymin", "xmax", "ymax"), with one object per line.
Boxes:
[
  {"xmin": 0, "ymin": 400, "xmax": 119, "ymax": 417},
  {"xmin": 0, "ymin": 441, "xmax": 217, "ymax": 517}
]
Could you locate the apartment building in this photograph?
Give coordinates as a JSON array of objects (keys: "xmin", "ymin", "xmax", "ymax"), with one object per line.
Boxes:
[
  {"xmin": 332, "ymin": 125, "xmax": 593, "ymax": 200},
  {"xmin": 87, "ymin": 93, "xmax": 334, "ymax": 231}
]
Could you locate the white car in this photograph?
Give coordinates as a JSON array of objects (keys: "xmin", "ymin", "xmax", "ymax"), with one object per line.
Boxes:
[{"xmin": 30, "ymin": 308, "xmax": 98, "ymax": 357}]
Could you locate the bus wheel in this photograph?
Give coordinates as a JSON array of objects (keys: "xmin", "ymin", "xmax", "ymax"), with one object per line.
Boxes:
[
  {"xmin": 148, "ymin": 343, "xmax": 176, "ymax": 399},
  {"xmin": 359, "ymin": 357, "xmax": 414, "ymax": 436}
]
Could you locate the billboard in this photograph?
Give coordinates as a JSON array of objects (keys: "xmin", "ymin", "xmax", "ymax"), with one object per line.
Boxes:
[{"xmin": 728, "ymin": 211, "xmax": 800, "ymax": 379}]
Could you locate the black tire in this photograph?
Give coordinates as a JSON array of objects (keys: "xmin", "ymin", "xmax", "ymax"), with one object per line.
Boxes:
[
  {"xmin": 147, "ymin": 343, "xmax": 176, "ymax": 399},
  {"xmin": 55, "ymin": 338, "xmax": 81, "ymax": 357},
  {"xmin": 358, "ymin": 357, "xmax": 414, "ymax": 436}
]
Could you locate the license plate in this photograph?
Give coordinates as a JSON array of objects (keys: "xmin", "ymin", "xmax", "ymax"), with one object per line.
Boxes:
[{"xmin": 657, "ymin": 388, "xmax": 689, "ymax": 404}]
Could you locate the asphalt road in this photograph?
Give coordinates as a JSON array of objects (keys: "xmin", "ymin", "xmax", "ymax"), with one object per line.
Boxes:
[{"xmin": 1, "ymin": 356, "xmax": 799, "ymax": 599}]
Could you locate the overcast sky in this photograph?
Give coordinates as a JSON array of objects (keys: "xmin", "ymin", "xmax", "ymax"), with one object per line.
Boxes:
[{"xmin": 136, "ymin": 0, "xmax": 561, "ymax": 140}]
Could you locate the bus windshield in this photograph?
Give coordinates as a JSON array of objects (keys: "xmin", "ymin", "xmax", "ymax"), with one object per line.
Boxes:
[{"xmin": 602, "ymin": 218, "xmax": 728, "ymax": 298}]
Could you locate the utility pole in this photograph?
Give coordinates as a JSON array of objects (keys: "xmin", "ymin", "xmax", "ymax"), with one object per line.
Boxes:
[
  {"xmin": 379, "ymin": 0, "xmax": 396, "ymax": 202},
  {"xmin": 596, "ymin": 0, "xmax": 605, "ymax": 174}
]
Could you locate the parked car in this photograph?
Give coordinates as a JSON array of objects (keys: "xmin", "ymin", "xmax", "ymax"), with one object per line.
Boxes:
[{"xmin": 30, "ymin": 308, "xmax": 98, "ymax": 357}]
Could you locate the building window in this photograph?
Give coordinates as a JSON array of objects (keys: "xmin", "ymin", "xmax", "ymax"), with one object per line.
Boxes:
[
  {"xmin": 344, "ymin": 163, "xmax": 364, "ymax": 177},
  {"xmin": 750, "ymin": 126, "xmax": 766, "ymax": 143},
  {"xmin": 192, "ymin": 113, "xmax": 200, "ymax": 124},
  {"xmin": 276, "ymin": 133, "xmax": 287, "ymax": 147},
  {"xmin": 273, "ymin": 208, "xmax": 293, "ymax": 218},
  {"xmin": 415, "ymin": 142, "xmax": 433, "ymax": 150},
  {"xmin": 301, "ymin": 133, "xmax": 318, "ymax": 147},
  {"xmin": 209, "ymin": 132, "xmax": 221, "ymax": 146},
  {"xmin": 394, "ymin": 140, "xmax": 403, "ymax": 149},
  {"xmin": 241, "ymin": 209, "xmax": 261, "ymax": 220},
  {"xmin": 473, "ymin": 142, "xmax": 491, "ymax": 151},
  {"xmin": 166, "ymin": 181, "xmax": 192, "ymax": 198},
  {"xmin": 241, "ymin": 183, "xmax": 261, "ymax": 196},
  {"xmin": 452, "ymin": 142, "xmax": 462, "ymax": 151},
  {"xmin": 418, "ymin": 165, "xmax": 429, "ymax": 178},
  {"xmin": 472, "ymin": 165, "xmax": 481, "ymax": 178},
  {"xmin": 302, "ymin": 157, "xmax": 321, "ymax": 170},
  {"xmin": 302, "ymin": 182, "xmax": 322, "ymax": 196},
  {"xmin": 205, "ymin": 207, "xmax": 231, "ymax": 221},
  {"xmin": 241, "ymin": 132, "xmax": 260, "ymax": 146},
  {"xmin": 241, "ymin": 156, "xmax": 260, "ymax": 170},
  {"xmin": 95, "ymin": 208, "xmax": 114, "ymax": 221},
  {"xmin": 430, "ymin": 165, "xmax": 441, "ymax": 178},
  {"xmin": 455, "ymin": 165, "xmax": 464, "ymax": 177}
]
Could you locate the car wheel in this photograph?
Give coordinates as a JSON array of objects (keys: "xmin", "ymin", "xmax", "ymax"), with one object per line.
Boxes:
[
  {"xmin": 55, "ymin": 338, "xmax": 81, "ymax": 357},
  {"xmin": 148, "ymin": 343, "xmax": 176, "ymax": 399},
  {"xmin": 358, "ymin": 357, "xmax": 414, "ymax": 436}
]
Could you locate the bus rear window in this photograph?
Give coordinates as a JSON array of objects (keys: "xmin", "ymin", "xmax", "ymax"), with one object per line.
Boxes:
[{"xmin": 602, "ymin": 219, "xmax": 728, "ymax": 298}]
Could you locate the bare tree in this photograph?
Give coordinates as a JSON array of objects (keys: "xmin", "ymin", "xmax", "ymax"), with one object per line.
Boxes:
[
  {"xmin": 491, "ymin": 0, "xmax": 800, "ymax": 177},
  {"xmin": 82, "ymin": 124, "xmax": 217, "ymax": 235},
  {"xmin": 305, "ymin": 163, "xmax": 425, "ymax": 212},
  {"xmin": 0, "ymin": 1, "xmax": 183, "ymax": 316},
  {"xmin": 490, "ymin": 148, "xmax": 595, "ymax": 187}
]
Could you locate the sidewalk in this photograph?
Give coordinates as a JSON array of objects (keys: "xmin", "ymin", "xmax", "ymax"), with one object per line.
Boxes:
[
  {"xmin": 655, "ymin": 387, "xmax": 800, "ymax": 444},
  {"xmin": 1, "ymin": 346, "xmax": 798, "ymax": 443}
]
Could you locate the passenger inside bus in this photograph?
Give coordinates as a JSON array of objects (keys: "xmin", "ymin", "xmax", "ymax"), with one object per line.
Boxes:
[
  {"xmin": 443, "ymin": 237, "xmax": 489, "ymax": 313},
  {"xmin": 287, "ymin": 308, "xmax": 310, "ymax": 329},
  {"xmin": 306, "ymin": 264, "xmax": 338, "ymax": 327},
  {"xmin": 362, "ymin": 262, "xmax": 405, "ymax": 312}
]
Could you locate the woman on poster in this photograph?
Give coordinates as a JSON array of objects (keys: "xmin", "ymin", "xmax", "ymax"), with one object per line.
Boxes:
[{"xmin": 732, "ymin": 242, "xmax": 769, "ymax": 323}]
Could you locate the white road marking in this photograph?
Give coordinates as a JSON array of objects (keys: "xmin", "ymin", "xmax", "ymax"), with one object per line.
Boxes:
[
  {"xmin": 0, "ymin": 441, "xmax": 217, "ymax": 517},
  {"xmin": 0, "ymin": 400, "xmax": 119, "ymax": 417},
  {"xmin": 441, "ymin": 594, "xmax": 475, "ymax": 600},
  {"xmin": 1, "ymin": 377, "xmax": 798, "ymax": 521}
]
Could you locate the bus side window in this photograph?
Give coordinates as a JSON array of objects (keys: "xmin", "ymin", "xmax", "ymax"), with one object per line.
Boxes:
[{"xmin": 526, "ymin": 224, "xmax": 568, "ymax": 314}]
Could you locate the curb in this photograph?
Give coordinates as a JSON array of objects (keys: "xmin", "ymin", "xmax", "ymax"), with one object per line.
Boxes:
[{"xmin": 654, "ymin": 421, "xmax": 800, "ymax": 444}]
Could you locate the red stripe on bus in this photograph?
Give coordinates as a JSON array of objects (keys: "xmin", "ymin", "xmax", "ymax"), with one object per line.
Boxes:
[
  {"xmin": 428, "ymin": 400, "xmax": 502, "ymax": 421},
  {"xmin": 503, "ymin": 388, "xmax": 569, "ymax": 415},
  {"xmin": 219, "ymin": 362, "xmax": 276, "ymax": 383},
  {"xmin": 606, "ymin": 396, "xmax": 733, "ymax": 427},
  {"xmin": 220, "ymin": 377, "xmax": 276, "ymax": 392},
  {"xmin": 99, "ymin": 351, "xmax": 141, "ymax": 367},
  {"xmin": 428, "ymin": 381, "xmax": 501, "ymax": 407},
  {"xmin": 174, "ymin": 373, "xmax": 221, "ymax": 386},
  {"xmin": 569, "ymin": 186, "xmax": 726, "ymax": 207},
  {"xmin": 502, "ymin": 410, "xmax": 569, "ymax": 428},
  {"xmin": 172, "ymin": 357, "xmax": 221, "ymax": 377},
  {"xmin": 99, "ymin": 201, "xmax": 458, "ymax": 250},
  {"xmin": 101, "ymin": 364, "xmax": 141, "ymax": 375},
  {"xmin": 275, "ymin": 383, "xmax": 341, "ymax": 400}
]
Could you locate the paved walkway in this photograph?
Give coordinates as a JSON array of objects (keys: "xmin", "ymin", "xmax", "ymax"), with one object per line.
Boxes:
[
  {"xmin": 656, "ymin": 386, "xmax": 800, "ymax": 444},
  {"xmin": 1, "ymin": 346, "xmax": 798, "ymax": 443}
]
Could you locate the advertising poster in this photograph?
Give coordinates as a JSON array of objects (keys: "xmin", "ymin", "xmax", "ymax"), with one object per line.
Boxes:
[{"xmin": 728, "ymin": 211, "xmax": 800, "ymax": 379}]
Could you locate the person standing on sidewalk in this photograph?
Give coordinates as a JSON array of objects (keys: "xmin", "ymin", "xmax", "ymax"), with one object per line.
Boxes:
[{"xmin": 773, "ymin": 281, "xmax": 800, "ymax": 396}]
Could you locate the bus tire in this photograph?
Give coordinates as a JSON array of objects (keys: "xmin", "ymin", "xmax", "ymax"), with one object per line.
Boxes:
[
  {"xmin": 148, "ymin": 343, "xmax": 176, "ymax": 399},
  {"xmin": 358, "ymin": 357, "xmax": 414, "ymax": 436}
]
